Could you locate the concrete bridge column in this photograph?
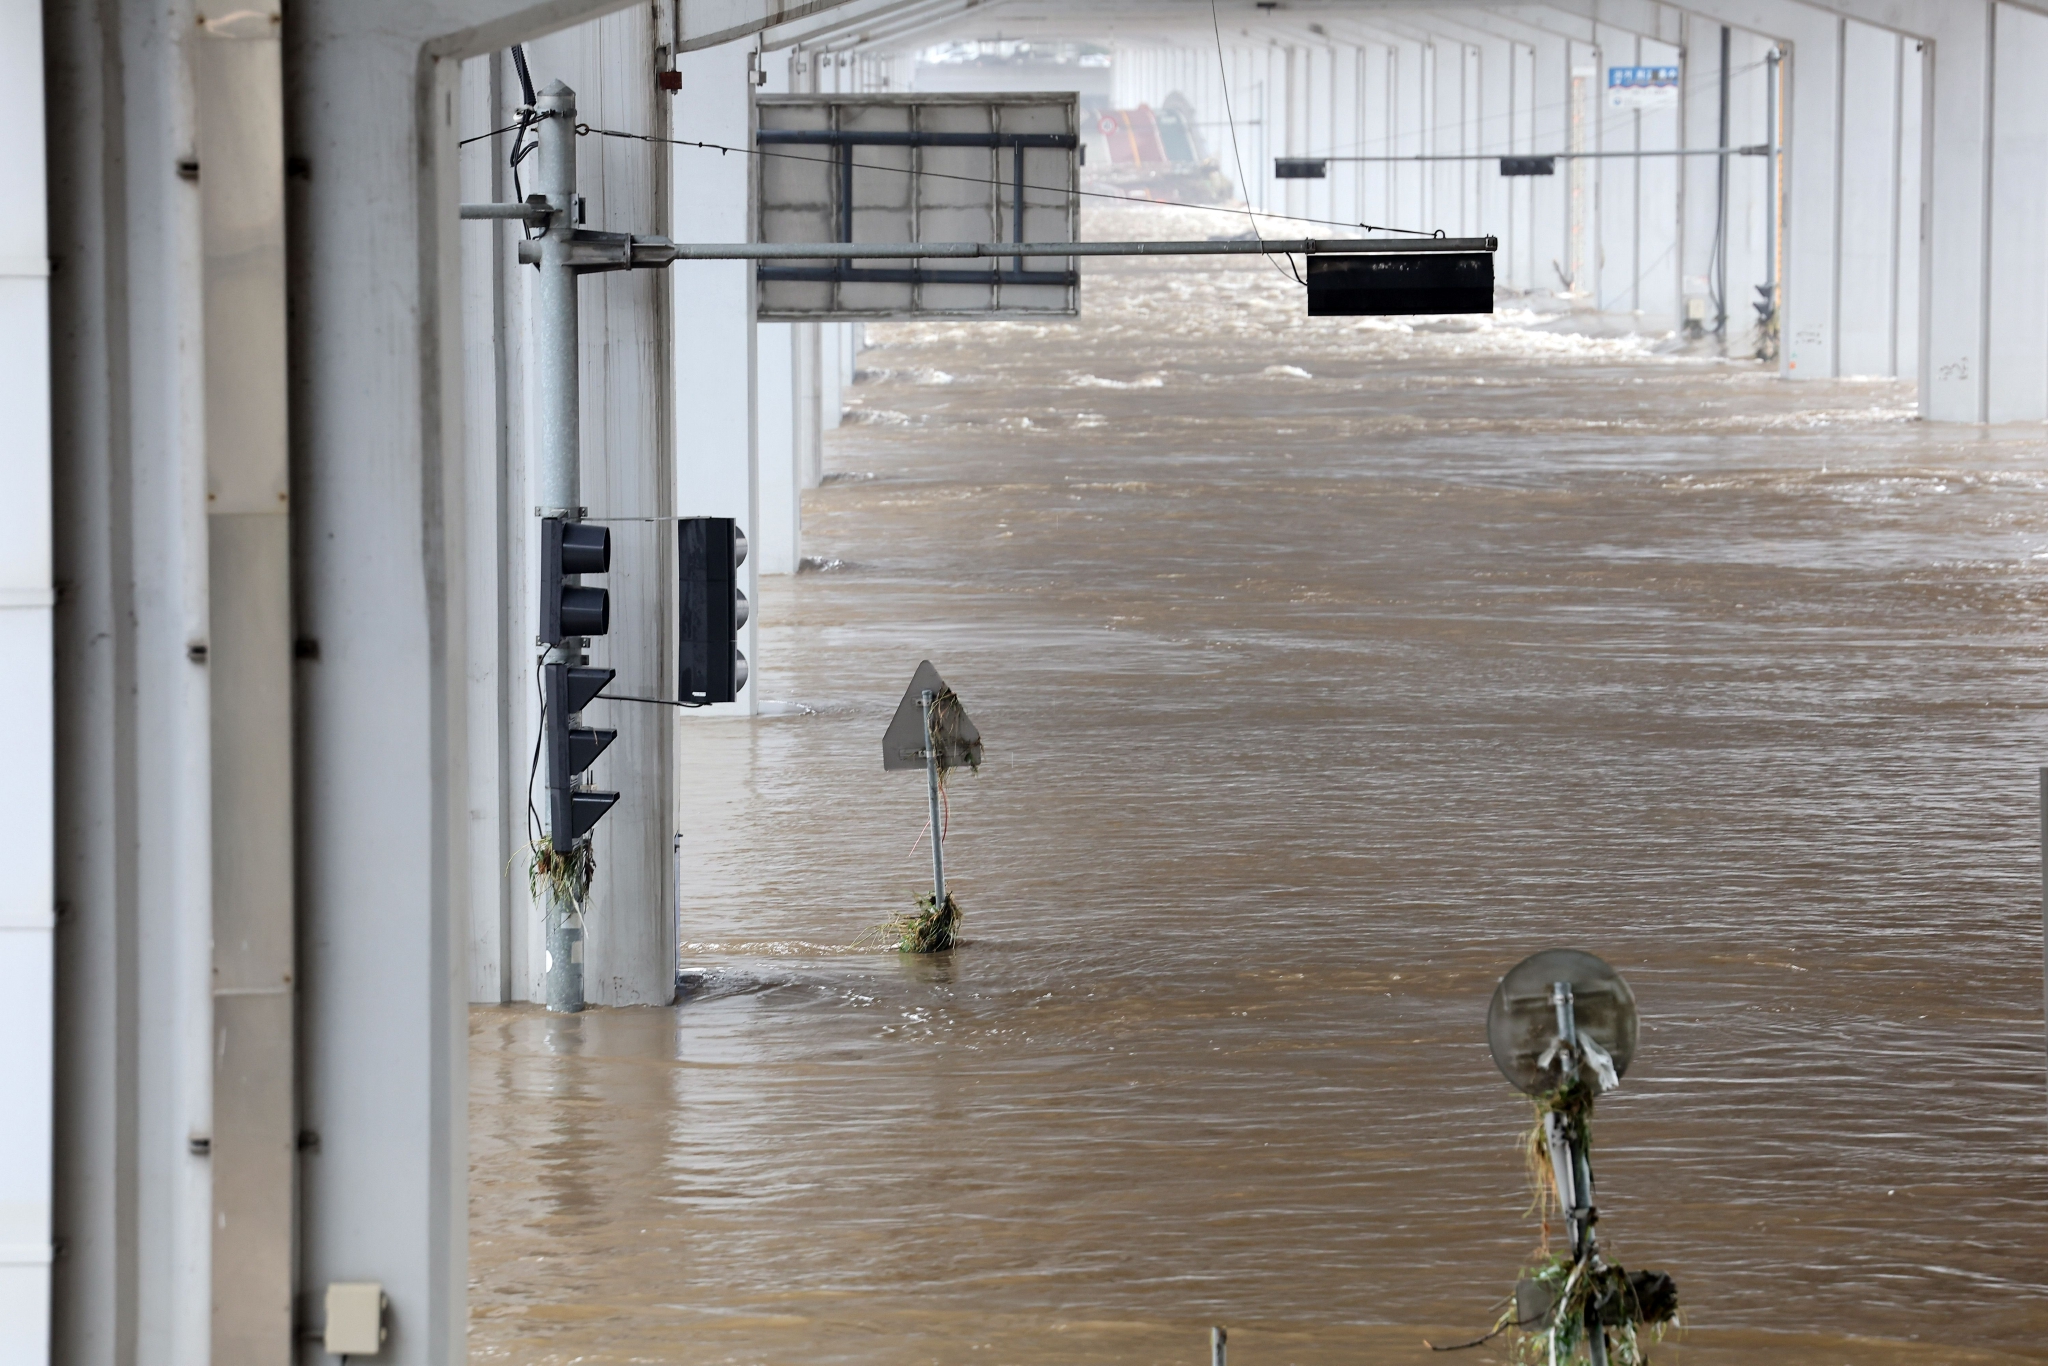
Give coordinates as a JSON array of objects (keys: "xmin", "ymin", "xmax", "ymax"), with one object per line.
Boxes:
[
  {"xmin": 755, "ymin": 54, "xmax": 803, "ymax": 577},
  {"xmin": 1836, "ymin": 18, "xmax": 1920, "ymax": 380},
  {"xmin": 1983, "ymin": 2, "xmax": 2048, "ymax": 420},
  {"xmin": 672, "ymin": 38, "xmax": 760, "ymax": 714},
  {"xmin": 457, "ymin": 12, "xmax": 680, "ymax": 1009}
]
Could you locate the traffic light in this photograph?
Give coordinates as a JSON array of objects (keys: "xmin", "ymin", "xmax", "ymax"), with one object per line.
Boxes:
[
  {"xmin": 679, "ymin": 517, "xmax": 749, "ymax": 704},
  {"xmin": 541, "ymin": 516, "xmax": 610, "ymax": 644},
  {"xmin": 541, "ymin": 515, "xmax": 618, "ymax": 846},
  {"xmin": 546, "ymin": 662, "xmax": 618, "ymax": 843}
]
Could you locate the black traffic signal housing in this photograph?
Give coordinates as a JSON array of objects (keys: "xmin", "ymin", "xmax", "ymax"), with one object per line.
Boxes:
[
  {"xmin": 546, "ymin": 662, "xmax": 619, "ymax": 844},
  {"xmin": 541, "ymin": 515, "xmax": 617, "ymax": 846},
  {"xmin": 679, "ymin": 517, "xmax": 749, "ymax": 704},
  {"xmin": 1305, "ymin": 250, "xmax": 1495, "ymax": 316},
  {"xmin": 541, "ymin": 517, "xmax": 611, "ymax": 644}
]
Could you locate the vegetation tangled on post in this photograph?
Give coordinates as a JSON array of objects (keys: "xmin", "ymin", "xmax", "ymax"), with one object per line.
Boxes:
[
  {"xmin": 527, "ymin": 836, "xmax": 593, "ymax": 919},
  {"xmin": 882, "ymin": 890, "xmax": 961, "ymax": 953},
  {"xmin": 1507, "ymin": 1252, "xmax": 1678, "ymax": 1366},
  {"xmin": 1522, "ymin": 1077, "xmax": 1596, "ymax": 1221},
  {"xmin": 1499, "ymin": 1080, "xmax": 1680, "ymax": 1366}
]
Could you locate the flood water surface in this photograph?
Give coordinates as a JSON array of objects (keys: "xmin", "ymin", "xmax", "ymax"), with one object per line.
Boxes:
[{"xmin": 471, "ymin": 207, "xmax": 2048, "ymax": 1365}]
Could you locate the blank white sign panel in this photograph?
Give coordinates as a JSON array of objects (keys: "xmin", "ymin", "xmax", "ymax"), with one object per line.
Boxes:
[{"xmin": 754, "ymin": 93, "xmax": 1080, "ymax": 320}]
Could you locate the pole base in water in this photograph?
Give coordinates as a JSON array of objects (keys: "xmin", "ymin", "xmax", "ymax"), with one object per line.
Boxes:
[{"xmin": 546, "ymin": 914, "xmax": 585, "ymax": 1012}]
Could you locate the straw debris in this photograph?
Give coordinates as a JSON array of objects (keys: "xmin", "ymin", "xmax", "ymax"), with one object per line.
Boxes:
[
  {"xmin": 528, "ymin": 836, "xmax": 593, "ymax": 922},
  {"xmin": 1496, "ymin": 1080, "xmax": 1680, "ymax": 1365}
]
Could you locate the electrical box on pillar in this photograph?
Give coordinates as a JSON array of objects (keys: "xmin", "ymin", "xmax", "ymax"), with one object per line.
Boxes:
[{"xmin": 679, "ymin": 517, "xmax": 750, "ymax": 704}]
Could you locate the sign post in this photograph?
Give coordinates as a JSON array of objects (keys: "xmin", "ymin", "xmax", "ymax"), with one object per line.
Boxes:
[
  {"xmin": 921, "ymin": 688, "xmax": 947, "ymax": 911},
  {"xmin": 883, "ymin": 660, "xmax": 983, "ymax": 946}
]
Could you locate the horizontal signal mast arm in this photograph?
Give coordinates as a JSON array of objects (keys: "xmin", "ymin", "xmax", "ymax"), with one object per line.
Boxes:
[
  {"xmin": 1306, "ymin": 146, "xmax": 1769, "ymax": 164},
  {"xmin": 659, "ymin": 237, "xmax": 1498, "ymax": 259},
  {"xmin": 459, "ymin": 200, "xmax": 552, "ymax": 221},
  {"xmin": 468, "ymin": 225, "xmax": 1501, "ymax": 272}
]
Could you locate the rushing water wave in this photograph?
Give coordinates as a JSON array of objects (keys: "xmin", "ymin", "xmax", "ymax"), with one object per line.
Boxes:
[{"xmin": 471, "ymin": 205, "xmax": 2048, "ymax": 1366}]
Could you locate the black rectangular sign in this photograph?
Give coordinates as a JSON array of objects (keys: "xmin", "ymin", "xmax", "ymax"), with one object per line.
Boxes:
[
  {"xmin": 1306, "ymin": 252, "xmax": 1495, "ymax": 316},
  {"xmin": 1499, "ymin": 156, "xmax": 1557, "ymax": 176},
  {"xmin": 1274, "ymin": 157, "xmax": 1328, "ymax": 179}
]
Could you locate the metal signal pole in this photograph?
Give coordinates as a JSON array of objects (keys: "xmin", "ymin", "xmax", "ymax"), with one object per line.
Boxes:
[{"xmin": 537, "ymin": 79, "xmax": 587, "ymax": 1013}]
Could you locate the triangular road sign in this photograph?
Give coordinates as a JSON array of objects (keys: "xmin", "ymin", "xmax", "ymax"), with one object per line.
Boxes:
[{"xmin": 882, "ymin": 660, "xmax": 982, "ymax": 772}]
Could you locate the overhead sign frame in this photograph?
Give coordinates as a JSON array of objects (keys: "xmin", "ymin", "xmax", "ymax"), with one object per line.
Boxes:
[{"xmin": 754, "ymin": 93, "xmax": 1081, "ymax": 320}]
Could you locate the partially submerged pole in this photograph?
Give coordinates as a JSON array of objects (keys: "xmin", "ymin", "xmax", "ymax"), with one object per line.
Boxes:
[
  {"xmin": 538, "ymin": 79, "xmax": 586, "ymax": 1013},
  {"xmin": 1548, "ymin": 980, "xmax": 1607, "ymax": 1366},
  {"xmin": 921, "ymin": 688, "xmax": 946, "ymax": 910}
]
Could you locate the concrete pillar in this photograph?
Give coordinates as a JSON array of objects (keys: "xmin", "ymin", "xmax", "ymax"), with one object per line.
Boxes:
[
  {"xmin": 1468, "ymin": 34, "xmax": 1515, "ymax": 254},
  {"xmin": 1328, "ymin": 44, "xmax": 1362, "ymax": 231},
  {"xmin": 0, "ymin": 0, "xmax": 54, "ymax": 1356},
  {"xmin": 821, "ymin": 323, "xmax": 845, "ymax": 432},
  {"xmin": 530, "ymin": 15, "xmax": 678, "ymax": 1007},
  {"xmin": 1919, "ymin": 1, "xmax": 1992, "ymax": 420},
  {"xmin": 457, "ymin": 16, "xmax": 678, "ymax": 1010},
  {"xmin": 1399, "ymin": 38, "xmax": 1426, "ymax": 234},
  {"xmin": 47, "ymin": 2, "xmax": 222, "ymax": 1359},
  {"xmin": 1679, "ymin": 15, "xmax": 1725, "ymax": 331},
  {"xmin": 753, "ymin": 56, "xmax": 801, "ymax": 576},
  {"xmin": 672, "ymin": 38, "xmax": 760, "ymax": 715},
  {"xmin": 291, "ymin": 25, "xmax": 476, "ymax": 1366},
  {"xmin": 1635, "ymin": 33, "xmax": 1684, "ymax": 326},
  {"xmin": 1304, "ymin": 43, "xmax": 1332, "ymax": 224},
  {"xmin": 1837, "ymin": 19, "xmax": 1909, "ymax": 378},
  {"xmin": 1529, "ymin": 33, "xmax": 1572, "ymax": 294},
  {"xmin": 460, "ymin": 53, "xmax": 507, "ymax": 1007},
  {"xmin": 1985, "ymin": 2, "xmax": 2048, "ymax": 420},
  {"xmin": 1514, "ymin": 39, "xmax": 1543, "ymax": 292},
  {"xmin": 1894, "ymin": 39, "xmax": 1923, "ymax": 382},
  {"xmin": 1593, "ymin": 26, "xmax": 1638, "ymax": 315},
  {"xmin": 796, "ymin": 323, "xmax": 824, "ymax": 489},
  {"xmin": 194, "ymin": 13, "xmax": 298, "ymax": 1355},
  {"xmin": 1777, "ymin": 9, "xmax": 1843, "ymax": 379},
  {"xmin": 756, "ymin": 321, "xmax": 800, "ymax": 573}
]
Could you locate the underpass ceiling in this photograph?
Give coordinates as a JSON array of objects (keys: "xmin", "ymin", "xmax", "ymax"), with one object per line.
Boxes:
[{"xmin": 765, "ymin": 0, "xmax": 1658, "ymax": 53}]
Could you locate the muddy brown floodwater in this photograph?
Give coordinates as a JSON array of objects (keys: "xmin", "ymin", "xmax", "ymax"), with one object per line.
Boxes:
[{"xmin": 470, "ymin": 205, "xmax": 2048, "ymax": 1366}]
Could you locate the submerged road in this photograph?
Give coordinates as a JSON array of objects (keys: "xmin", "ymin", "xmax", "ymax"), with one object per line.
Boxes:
[{"xmin": 471, "ymin": 205, "xmax": 2048, "ymax": 1366}]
